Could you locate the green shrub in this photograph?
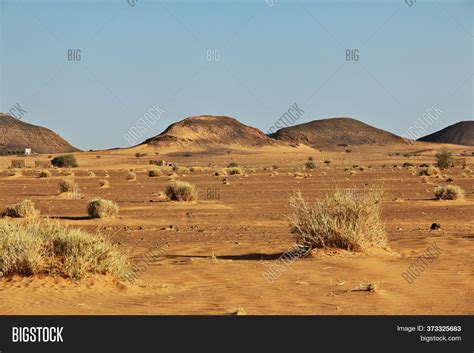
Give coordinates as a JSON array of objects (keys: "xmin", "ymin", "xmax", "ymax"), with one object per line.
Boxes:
[{"xmin": 51, "ymin": 155, "xmax": 78, "ymax": 168}]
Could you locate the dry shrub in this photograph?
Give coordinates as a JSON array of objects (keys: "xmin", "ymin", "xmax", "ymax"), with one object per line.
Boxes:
[
  {"xmin": 165, "ymin": 181, "xmax": 197, "ymax": 201},
  {"xmin": 87, "ymin": 198, "xmax": 119, "ymax": 219},
  {"xmin": 59, "ymin": 177, "xmax": 77, "ymax": 193},
  {"xmin": 64, "ymin": 169, "xmax": 74, "ymax": 176},
  {"xmin": 421, "ymin": 176, "xmax": 430, "ymax": 184},
  {"xmin": 289, "ymin": 188, "xmax": 387, "ymax": 252},
  {"xmin": 125, "ymin": 171, "xmax": 136, "ymax": 180},
  {"xmin": 419, "ymin": 165, "xmax": 440, "ymax": 176},
  {"xmin": 0, "ymin": 219, "xmax": 130, "ymax": 280},
  {"xmin": 39, "ymin": 170, "xmax": 51, "ymax": 178},
  {"xmin": 8, "ymin": 169, "xmax": 19, "ymax": 176},
  {"xmin": 226, "ymin": 167, "xmax": 243, "ymax": 175},
  {"xmin": 87, "ymin": 171, "xmax": 96, "ymax": 177},
  {"xmin": 148, "ymin": 169, "xmax": 161, "ymax": 177},
  {"xmin": 99, "ymin": 179, "xmax": 109, "ymax": 188},
  {"xmin": 305, "ymin": 160, "xmax": 316, "ymax": 169},
  {"xmin": 4, "ymin": 199, "xmax": 39, "ymax": 218},
  {"xmin": 433, "ymin": 185, "xmax": 464, "ymax": 200},
  {"xmin": 435, "ymin": 149, "xmax": 453, "ymax": 169}
]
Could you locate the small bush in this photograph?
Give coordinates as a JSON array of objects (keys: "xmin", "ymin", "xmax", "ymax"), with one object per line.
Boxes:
[
  {"xmin": 8, "ymin": 169, "xmax": 19, "ymax": 176},
  {"xmin": 308, "ymin": 156, "xmax": 314, "ymax": 161},
  {"xmin": 39, "ymin": 170, "xmax": 51, "ymax": 178},
  {"xmin": 227, "ymin": 167, "xmax": 243, "ymax": 175},
  {"xmin": 0, "ymin": 219, "xmax": 130, "ymax": 280},
  {"xmin": 87, "ymin": 198, "xmax": 119, "ymax": 219},
  {"xmin": 99, "ymin": 179, "xmax": 109, "ymax": 188},
  {"xmin": 125, "ymin": 171, "xmax": 136, "ymax": 180},
  {"xmin": 305, "ymin": 160, "xmax": 316, "ymax": 169},
  {"xmin": 87, "ymin": 171, "xmax": 96, "ymax": 177},
  {"xmin": 419, "ymin": 165, "xmax": 440, "ymax": 176},
  {"xmin": 435, "ymin": 149, "xmax": 453, "ymax": 169},
  {"xmin": 4, "ymin": 199, "xmax": 39, "ymax": 218},
  {"xmin": 402, "ymin": 162, "xmax": 414, "ymax": 168},
  {"xmin": 434, "ymin": 185, "xmax": 464, "ymax": 200},
  {"xmin": 148, "ymin": 169, "xmax": 161, "ymax": 177},
  {"xmin": 165, "ymin": 181, "xmax": 197, "ymax": 201},
  {"xmin": 289, "ymin": 188, "xmax": 387, "ymax": 252},
  {"xmin": 51, "ymin": 155, "xmax": 78, "ymax": 168},
  {"xmin": 228, "ymin": 162, "xmax": 238, "ymax": 168},
  {"xmin": 59, "ymin": 178, "xmax": 77, "ymax": 193}
]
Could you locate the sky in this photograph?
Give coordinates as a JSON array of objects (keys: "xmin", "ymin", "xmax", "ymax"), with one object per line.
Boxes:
[{"xmin": 1, "ymin": 0, "xmax": 472, "ymax": 150}]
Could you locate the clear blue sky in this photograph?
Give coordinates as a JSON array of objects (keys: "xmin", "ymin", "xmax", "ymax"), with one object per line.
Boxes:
[{"xmin": 1, "ymin": 0, "xmax": 472, "ymax": 150}]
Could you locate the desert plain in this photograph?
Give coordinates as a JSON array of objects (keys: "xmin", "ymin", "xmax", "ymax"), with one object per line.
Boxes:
[{"xmin": 0, "ymin": 141, "xmax": 473, "ymax": 315}]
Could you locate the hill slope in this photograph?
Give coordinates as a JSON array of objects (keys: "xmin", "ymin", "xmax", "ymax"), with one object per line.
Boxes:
[
  {"xmin": 144, "ymin": 115, "xmax": 285, "ymax": 149},
  {"xmin": 269, "ymin": 117, "xmax": 405, "ymax": 146},
  {"xmin": 0, "ymin": 113, "xmax": 79, "ymax": 154},
  {"xmin": 418, "ymin": 121, "xmax": 474, "ymax": 146}
]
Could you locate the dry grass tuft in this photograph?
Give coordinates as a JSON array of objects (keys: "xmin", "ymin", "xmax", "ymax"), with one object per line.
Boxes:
[
  {"xmin": 99, "ymin": 179, "xmax": 109, "ymax": 188},
  {"xmin": 3, "ymin": 199, "xmax": 40, "ymax": 218},
  {"xmin": 87, "ymin": 198, "xmax": 119, "ymax": 219},
  {"xmin": 165, "ymin": 181, "xmax": 197, "ymax": 201},
  {"xmin": 419, "ymin": 165, "xmax": 440, "ymax": 176},
  {"xmin": 59, "ymin": 178, "xmax": 77, "ymax": 193},
  {"xmin": 39, "ymin": 170, "xmax": 51, "ymax": 178},
  {"xmin": 125, "ymin": 171, "xmax": 136, "ymax": 181},
  {"xmin": 433, "ymin": 185, "xmax": 464, "ymax": 200},
  {"xmin": 0, "ymin": 219, "xmax": 130, "ymax": 280},
  {"xmin": 289, "ymin": 188, "xmax": 387, "ymax": 252}
]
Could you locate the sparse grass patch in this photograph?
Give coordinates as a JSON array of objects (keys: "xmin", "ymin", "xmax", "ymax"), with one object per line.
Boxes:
[
  {"xmin": 0, "ymin": 219, "xmax": 130, "ymax": 280},
  {"xmin": 59, "ymin": 177, "xmax": 77, "ymax": 193},
  {"xmin": 3, "ymin": 199, "xmax": 39, "ymax": 218},
  {"xmin": 87, "ymin": 198, "xmax": 119, "ymax": 219},
  {"xmin": 289, "ymin": 188, "xmax": 387, "ymax": 252},
  {"xmin": 125, "ymin": 171, "xmax": 136, "ymax": 180},
  {"xmin": 434, "ymin": 185, "xmax": 464, "ymax": 200},
  {"xmin": 165, "ymin": 181, "xmax": 197, "ymax": 201}
]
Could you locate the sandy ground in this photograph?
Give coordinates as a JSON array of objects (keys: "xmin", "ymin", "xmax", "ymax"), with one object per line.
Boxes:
[{"xmin": 0, "ymin": 142, "xmax": 473, "ymax": 314}]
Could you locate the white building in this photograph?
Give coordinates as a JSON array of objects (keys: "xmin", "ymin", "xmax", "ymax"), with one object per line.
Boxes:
[{"xmin": 24, "ymin": 148, "xmax": 31, "ymax": 155}]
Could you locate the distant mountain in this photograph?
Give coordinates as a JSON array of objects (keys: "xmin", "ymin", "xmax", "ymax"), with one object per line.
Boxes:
[
  {"xmin": 144, "ymin": 115, "xmax": 284, "ymax": 148},
  {"xmin": 418, "ymin": 121, "xmax": 474, "ymax": 146},
  {"xmin": 0, "ymin": 113, "xmax": 79, "ymax": 154},
  {"xmin": 269, "ymin": 117, "xmax": 405, "ymax": 146}
]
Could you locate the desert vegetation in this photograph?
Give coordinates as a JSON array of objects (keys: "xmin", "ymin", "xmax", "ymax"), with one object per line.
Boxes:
[
  {"xmin": 165, "ymin": 181, "xmax": 197, "ymax": 201},
  {"xmin": 433, "ymin": 185, "xmax": 465, "ymax": 200},
  {"xmin": 39, "ymin": 169, "xmax": 51, "ymax": 178},
  {"xmin": 59, "ymin": 177, "xmax": 77, "ymax": 193},
  {"xmin": 435, "ymin": 149, "xmax": 453, "ymax": 169},
  {"xmin": 51, "ymin": 154, "xmax": 78, "ymax": 168},
  {"xmin": 0, "ymin": 219, "xmax": 130, "ymax": 280},
  {"xmin": 419, "ymin": 165, "xmax": 440, "ymax": 176},
  {"xmin": 87, "ymin": 198, "xmax": 119, "ymax": 219},
  {"xmin": 3, "ymin": 199, "xmax": 39, "ymax": 218},
  {"xmin": 289, "ymin": 188, "xmax": 387, "ymax": 252}
]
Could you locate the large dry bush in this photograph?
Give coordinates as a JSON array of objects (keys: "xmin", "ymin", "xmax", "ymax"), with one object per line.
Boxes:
[
  {"xmin": 0, "ymin": 219, "xmax": 130, "ymax": 280},
  {"xmin": 435, "ymin": 149, "xmax": 453, "ymax": 169},
  {"xmin": 434, "ymin": 185, "xmax": 464, "ymax": 200},
  {"xmin": 3, "ymin": 199, "xmax": 39, "ymax": 218},
  {"xmin": 289, "ymin": 188, "xmax": 387, "ymax": 252},
  {"xmin": 87, "ymin": 198, "xmax": 119, "ymax": 219},
  {"xmin": 165, "ymin": 181, "xmax": 197, "ymax": 201}
]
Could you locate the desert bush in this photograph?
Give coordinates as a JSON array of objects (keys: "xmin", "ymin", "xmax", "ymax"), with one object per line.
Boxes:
[
  {"xmin": 165, "ymin": 181, "xmax": 197, "ymax": 201},
  {"xmin": 59, "ymin": 177, "xmax": 77, "ymax": 193},
  {"xmin": 8, "ymin": 169, "xmax": 19, "ymax": 176},
  {"xmin": 51, "ymin": 154, "xmax": 78, "ymax": 168},
  {"xmin": 148, "ymin": 169, "xmax": 161, "ymax": 177},
  {"xmin": 289, "ymin": 188, "xmax": 387, "ymax": 252},
  {"xmin": 0, "ymin": 219, "xmax": 130, "ymax": 280},
  {"xmin": 87, "ymin": 198, "xmax": 119, "ymax": 219},
  {"xmin": 39, "ymin": 170, "xmax": 51, "ymax": 178},
  {"xmin": 433, "ymin": 185, "xmax": 464, "ymax": 200},
  {"xmin": 402, "ymin": 162, "xmax": 414, "ymax": 168},
  {"xmin": 99, "ymin": 179, "xmax": 109, "ymax": 188},
  {"xmin": 419, "ymin": 165, "xmax": 440, "ymax": 176},
  {"xmin": 3, "ymin": 199, "xmax": 39, "ymax": 218},
  {"xmin": 435, "ymin": 149, "xmax": 453, "ymax": 169},
  {"xmin": 228, "ymin": 162, "xmax": 238, "ymax": 168},
  {"xmin": 64, "ymin": 169, "xmax": 74, "ymax": 176},
  {"xmin": 125, "ymin": 171, "xmax": 136, "ymax": 180},
  {"xmin": 308, "ymin": 156, "xmax": 314, "ymax": 161},
  {"xmin": 227, "ymin": 167, "xmax": 243, "ymax": 175},
  {"xmin": 87, "ymin": 171, "xmax": 96, "ymax": 177},
  {"xmin": 305, "ymin": 160, "xmax": 316, "ymax": 169},
  {"xmin": 421, "ymin": 176, "xmax": 430, "ymax": 184}
]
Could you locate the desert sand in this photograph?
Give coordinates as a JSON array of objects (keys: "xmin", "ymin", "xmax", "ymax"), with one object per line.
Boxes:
[{"xmin": 0, "ymin": 141, "xmax": 472, "ymax": 315}]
